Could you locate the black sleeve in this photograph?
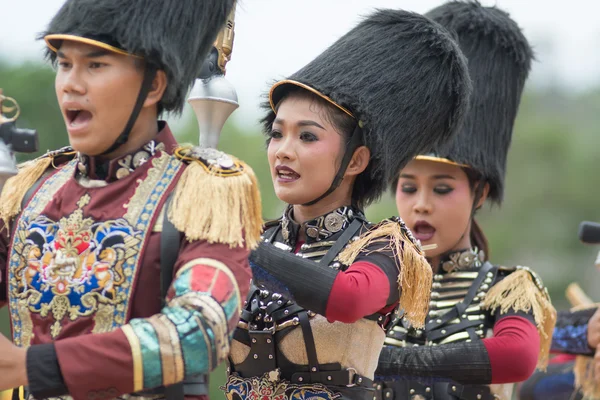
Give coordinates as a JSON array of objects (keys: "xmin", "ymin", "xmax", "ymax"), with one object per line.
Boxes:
[
  {"xmin": 249, "ymin": 241, "xmax": 338, "ymax": 315},
  {"xmin": 376, "ymin": 340, "xmax": 492, "ymax": 385},
  {"xmin": 27, "ymin": 343, "xmax": 69, "ymax": 398}
]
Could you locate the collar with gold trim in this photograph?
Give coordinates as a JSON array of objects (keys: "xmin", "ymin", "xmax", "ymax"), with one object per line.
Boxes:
[
  {"xmin": 439, "ymin": 247, "xmax": 485, "ymax": 273},
  {"xmin": 280, "ymin": 205, "xmax": 361, "ymax": 246},
  {"xmin": 77, "ymin": 140, "xmax": 165, "ymax": 182}
]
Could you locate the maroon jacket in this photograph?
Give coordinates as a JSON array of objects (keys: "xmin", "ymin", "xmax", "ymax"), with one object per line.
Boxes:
[{"xmin": 0, "ymin": 123, "xmax": 252, "ymax": 400}]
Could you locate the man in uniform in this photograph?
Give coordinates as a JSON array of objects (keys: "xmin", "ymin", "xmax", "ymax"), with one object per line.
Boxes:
[{"xmin": 0, "ymin": 0, "xmax": 262, "ymax": 399}]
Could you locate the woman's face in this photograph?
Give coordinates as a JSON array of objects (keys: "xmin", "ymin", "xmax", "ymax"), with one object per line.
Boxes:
[
  {"xmin": 267, "ymin": 96, "xmax": 344, "ymax": 205},
  {"xmin": 395, "ymin": 159, "xmax": 475, "ymax": 258}
]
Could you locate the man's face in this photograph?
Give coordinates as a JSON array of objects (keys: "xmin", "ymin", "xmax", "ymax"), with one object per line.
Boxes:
[{"xmin": 54, "ymin": 41, "xmax": 144, "ymax": 155}]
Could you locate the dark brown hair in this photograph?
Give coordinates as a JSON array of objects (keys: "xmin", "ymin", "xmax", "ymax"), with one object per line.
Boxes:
[{"xmin": 463, "ymin": 166, "xmax": 489, "ymax": 260}]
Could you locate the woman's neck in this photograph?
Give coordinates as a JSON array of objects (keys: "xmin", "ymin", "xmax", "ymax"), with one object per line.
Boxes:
[
  {"xmin": 428, "ymin": 236, "xmax": 473, "ymax": 273},
  {"xmin": 291, "ymin": 198, "xmax": 352, "ymax": 242}
]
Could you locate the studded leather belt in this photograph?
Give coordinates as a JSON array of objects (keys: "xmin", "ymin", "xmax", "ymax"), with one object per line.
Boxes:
[{"xmin": 373, "ymin": 381, "xmax": 495, "ymax": 400}]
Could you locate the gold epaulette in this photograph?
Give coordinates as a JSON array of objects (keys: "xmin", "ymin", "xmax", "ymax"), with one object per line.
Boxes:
[
  {"xmin": 337, "ymin": 216, "xmax": 432, "ymax": 329},
  {"xmin": 168, "ymin": 146, "xmax": 262, "ymax": 250},
  {"xmin": 0, "ymin": 146, "xmax": 76, "ymax": 227},
  {"xmin": 482, "ymin": 265, "xmax": 557, "ymax": 370}
]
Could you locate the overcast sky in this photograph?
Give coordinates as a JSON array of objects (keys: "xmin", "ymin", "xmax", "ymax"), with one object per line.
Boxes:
[{"xmin": 1, "ymin": 0, "xmax": 599, "ymax": 127}]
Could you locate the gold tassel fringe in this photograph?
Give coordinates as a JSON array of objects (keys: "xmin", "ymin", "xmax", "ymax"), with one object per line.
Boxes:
[
  {"xmin": 338, "ymin": 219, "xmax": 432, "ymax": 328},
  {"xmin": 574, "ymin": 354, "xmax": 600, "ymax": 400},
  {"xmin": 168, "ymin": 157, "xmax": 263, "ymax": 250},
  {"xmin": 482, "ymin": 269, "xmax": 557, "ymax": 370},
  {"xmin": 0, "ymin": 156, "xmax": 53, "ymax": 230}
]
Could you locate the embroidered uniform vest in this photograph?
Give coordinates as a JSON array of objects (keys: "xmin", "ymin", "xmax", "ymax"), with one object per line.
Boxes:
[{"xmin": 8, "ymin": 149, "xmax": 182, "ymax": 347}]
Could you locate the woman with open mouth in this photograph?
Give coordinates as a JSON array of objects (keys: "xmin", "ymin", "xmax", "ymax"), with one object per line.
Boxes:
[
  {"xmin": 375, "ymin": 3, "xmax": 556, "ymax": 400},
  {"xmin": 222, "ymin": 8, "xmax": 472, "ymax": 400}
]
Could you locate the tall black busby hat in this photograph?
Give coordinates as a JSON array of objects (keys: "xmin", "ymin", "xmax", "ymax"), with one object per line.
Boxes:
[
  {"xmin": 419, "ymin": 1, "xmax": 534, "ymax": 203},
  {"xmin": 264, "ymin": 9, "xmax": 472, "ymax": 207},
  {"xmin": 42, "ymin": 0, "xmax": 235, "ymax": 114}
]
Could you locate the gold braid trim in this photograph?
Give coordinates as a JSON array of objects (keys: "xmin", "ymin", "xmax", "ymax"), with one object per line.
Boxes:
[
  {"xmin": 121, "ymin": 324, "xmax": 144, "ymax": 392},
  {"xmin": 169, "ymin": 147, "xmax": 262, "ymax": 250},
  {"xmin": 0, "ymin": 156, "xmax": 54, "ymax": 229},
  {"xmin": 337, "ymin": 219, "xmax": 432, "ymax": 328},
  {"xmin": 482, "ymin": 268, "xmax": 557, "ymax": 370},
  {"xmin": 574, "ymin": 355, "xmax": 600, "ymax": 400}
]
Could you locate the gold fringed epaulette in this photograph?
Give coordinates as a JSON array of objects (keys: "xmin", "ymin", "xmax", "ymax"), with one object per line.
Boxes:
[
  {"xmin": 168, "ymin": 146, "xmax": 262, "ymax": 250},
  {"xmin": 574, "ymin": 354, "xmax": 600, "ymax": 400},
  {"xmin": 0, "ymin": 146, "xmax": 76, "ymax": 229},
  {"xmin": 337, "ymin": 217, "xmax": 432, "ymax": 329},
  {"xmin": 482, "ymin": 266, "xmax": 557, "ymax": 370}
]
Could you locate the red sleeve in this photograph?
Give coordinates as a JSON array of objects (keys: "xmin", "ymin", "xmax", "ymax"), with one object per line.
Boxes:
[
  {"xmin": 325, "ymin": 261, "xmax": 390, "ymax": 323},
  {"xmin": 54, "ymin": 329, "xmax": 135, "ymax": 398},
  {"xmin": 482, "ymin": 315, "xmax": 540, "ymax": 383}
]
